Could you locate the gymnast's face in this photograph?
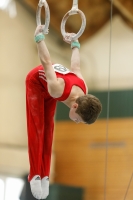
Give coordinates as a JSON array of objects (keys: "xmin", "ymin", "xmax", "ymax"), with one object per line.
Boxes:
[{"xmin": 69, "ymin": 103, "xmax": 84, "ymax": 124}]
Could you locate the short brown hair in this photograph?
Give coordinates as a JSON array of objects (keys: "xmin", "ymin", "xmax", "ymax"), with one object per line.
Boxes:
[{"xmin": 75, "ymin": 94, "xmax": 102, "ymax": 124}]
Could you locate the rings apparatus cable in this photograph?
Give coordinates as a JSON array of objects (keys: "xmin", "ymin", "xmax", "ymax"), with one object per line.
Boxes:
[
  {"xmin": 61, "ymin": 0, "xmax": 86, "ymax": 42},
  {"xmin": 36, "ymin": 0, "xmax": 50, "ymax": 34},
  {"xmin": 104, "ymin": 0, "xmax": 113, "ymax": 199},
  {"xmin": 104, "ymin": 2, "xmax": 133, "ymax": 199},
  {"xmin": 124, "ymin": 173, "xmax": 133, "ymax": 200}
]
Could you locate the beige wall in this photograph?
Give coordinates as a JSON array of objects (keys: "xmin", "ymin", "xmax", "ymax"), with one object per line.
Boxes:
[
  {"xmin": 81, "ymin": 16, "xmax": 133, "ymax": 90},
  {"xmin": 0, "ymin": 2, "xmax": 35, "ymax": 176}
]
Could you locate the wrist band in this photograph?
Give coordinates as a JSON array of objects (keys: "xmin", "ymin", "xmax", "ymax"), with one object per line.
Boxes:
[
  {"xmin": 71, "ymin": 41, "xmax": 80, "ymax": 49},
  {"xmin": 34, "ymin": 33, "xmax": 45, "ymax": 43}
]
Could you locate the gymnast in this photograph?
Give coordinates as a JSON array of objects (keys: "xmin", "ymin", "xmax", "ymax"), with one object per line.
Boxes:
[{"xmin": 25, "ymin": 24, "xmax": 102, "ymax": 199}]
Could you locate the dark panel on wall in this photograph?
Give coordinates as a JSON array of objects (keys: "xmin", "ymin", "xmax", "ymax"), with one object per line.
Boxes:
[
  {"xmin": 55, "ymin": 90, "xmax": 133, "ymax": 121},
  {"xmin": 20, "ymin": 176, "xmax": 84, "ymax": 200},
  {"xmin": 47, "ymin": 184, "xmax": 84, "ymax": 200},
  {"xmin": 55, "ymin": 102, "xmax": 70, "ymax": 121}
]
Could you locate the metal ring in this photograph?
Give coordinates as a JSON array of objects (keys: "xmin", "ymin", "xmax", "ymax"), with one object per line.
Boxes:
[
  {"xmin": 36, "ymin": 0, "xmax": 50, "ymax": 34},
  {"xmin": 61, "ymin": 9, "xmax": 86, "ymax": 41}
]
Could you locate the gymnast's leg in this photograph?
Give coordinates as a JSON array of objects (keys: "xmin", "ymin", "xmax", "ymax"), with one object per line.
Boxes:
[
  {"xmin": 26, "ymin": 76, "xmax": 57, "ymax": 199},
  {"xmin": 41, "ymin": 97, "xmax": 56, "ymax": 199},
  {"xmin": 26, "ymin": 78, "xmax": 46, "ymax": 199}
]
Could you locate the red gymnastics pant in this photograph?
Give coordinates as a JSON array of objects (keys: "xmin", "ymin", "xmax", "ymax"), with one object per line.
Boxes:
[{"xmin": 26, "ymin": 66, "xmax": 57, "ymax": 182}]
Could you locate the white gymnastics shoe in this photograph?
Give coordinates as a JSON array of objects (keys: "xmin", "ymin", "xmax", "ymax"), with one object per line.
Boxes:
[
  {"xmin": 30, "ymin": 175, "xmax": 42, "ymax": 199},
  {"xmin": 41, "ymin": 176, "xmax": 49, "ymax": 199}
]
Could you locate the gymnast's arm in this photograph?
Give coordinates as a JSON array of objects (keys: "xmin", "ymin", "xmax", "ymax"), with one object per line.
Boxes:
[
  {"xmin": 36, "ymin": 40, "xmax": 55, "ymax": 79},
  {"xmin": 70, "ymin": 46, "xmax": 82, "ymax": 78},
  {"xmin": 63, "ymin": 33, "xmax": 83, "ymax": 79},
  {"xmin": 70, "ymin": 46, "xmax": 88, "ymax": 93},
  {"xmin": 63, "ymin": 33, "xmax": 88, "ymax": 92},
  {"xmin": 35, "ymin": 25, "xmax": 63, "ymax": 97}
]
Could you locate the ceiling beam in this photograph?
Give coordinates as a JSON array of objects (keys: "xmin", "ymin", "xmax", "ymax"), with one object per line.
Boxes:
[{"xmin": 112, "ymin": 0, "xmax": 133, "ymax": 23}]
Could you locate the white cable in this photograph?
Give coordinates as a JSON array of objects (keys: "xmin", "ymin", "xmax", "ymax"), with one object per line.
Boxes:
[
  {"xmin": 104, "ymin": 0, "xmax": 113, "ymax": 199},
  {"xmin": 124, "ymin": 173, "xmax": 133, "ymax": 200}
]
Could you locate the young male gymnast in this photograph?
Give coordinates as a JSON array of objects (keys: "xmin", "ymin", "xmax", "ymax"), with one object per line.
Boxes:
[{"xmin": 26, "ymin": 25, "xmax": 102, "ymax": 199}]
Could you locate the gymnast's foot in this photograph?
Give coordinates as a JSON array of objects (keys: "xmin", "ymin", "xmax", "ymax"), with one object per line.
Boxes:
[
  {"xmin": 41, "ymin": 176, "xmax": 49, "ymax": 199},
  {"xmin": 30, "ymin": 175, "xmax": 42, "ymax": 199}
]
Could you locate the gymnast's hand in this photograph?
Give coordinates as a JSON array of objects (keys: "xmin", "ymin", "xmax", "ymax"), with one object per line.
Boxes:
[
  {"xmin": 63, "ymin": 33, "xmax": 78, "ymax": 44},
  {"xmin": 34, "ymin": 25, "xmax": 49, "ymax": 36}
]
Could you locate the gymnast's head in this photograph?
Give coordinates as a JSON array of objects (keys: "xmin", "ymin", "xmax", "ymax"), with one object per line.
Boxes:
[{"xmin": 69, "ymin": 94, "xmax": 102, "ymax": 124}]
